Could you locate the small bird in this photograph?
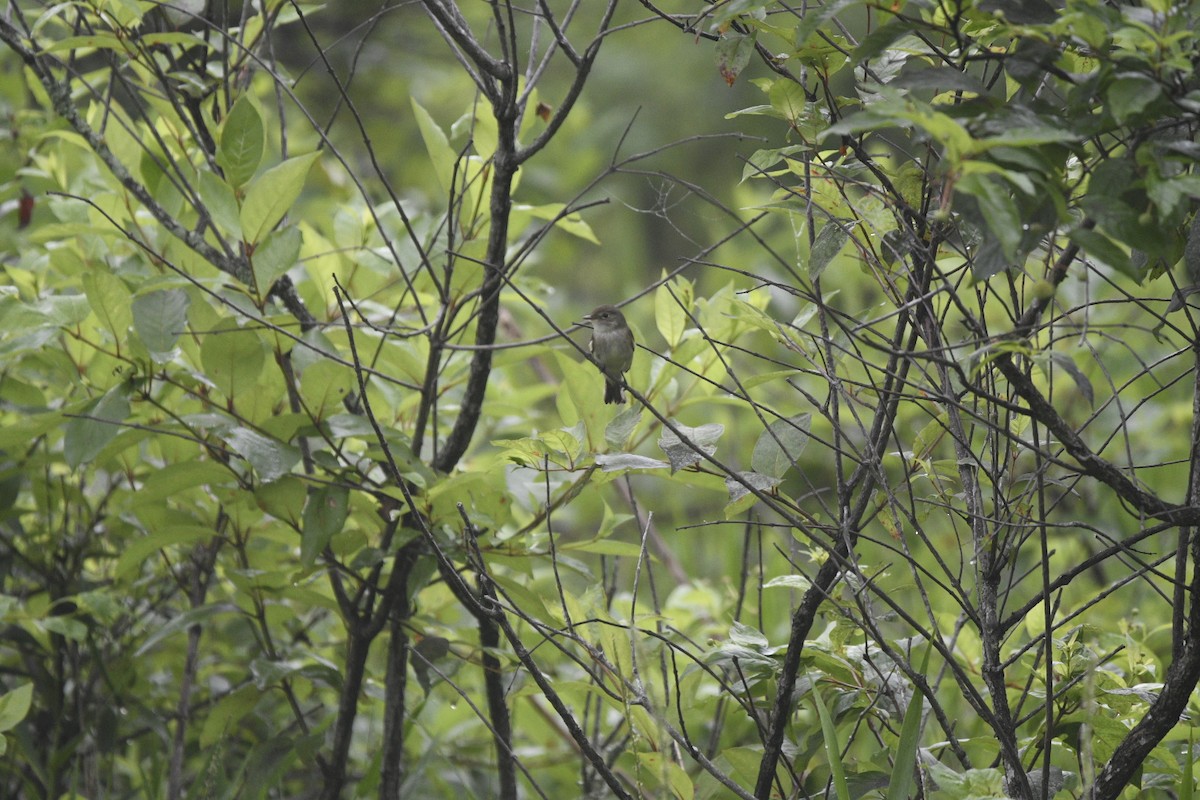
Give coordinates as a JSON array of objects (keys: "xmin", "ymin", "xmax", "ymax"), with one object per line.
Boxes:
[{"xmin": 583, "ymin": 305, "xmax": 635, "ymax": 404}]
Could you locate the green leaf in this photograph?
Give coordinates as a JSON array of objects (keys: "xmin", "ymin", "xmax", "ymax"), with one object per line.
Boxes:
[
  {"xmin": 240, "ymin": 152, "xmax": 321, "ymax": 245},
  {"xmin": 33, "ymin": 295, "xmax": 91, "ymax": 328},
  {"xmin": 132, "ymin": 461, "xmax": 235, "ymax": 509},
  {"xmin": 812, "ymin": 682, "xmax": 851, "ymax": 800},
  {"xmin": 809, "ymin": 220, "xmax": 851, "ymax": 279},
  {"xmin": 553, "ymin": 351, "xmax": 610, "ymax": 450},
  {"xmin": 200, "ymin": 321, "xmax": 266, "ymax": 399},
  {"xmin": 706, "ymin": 0, "xmax": 775, "ymax": 28},
  {"xmin": 1184, "ymin": 731, "xmax": 1194, "ymax": 800},
  {"xmin": 196, "ymin": 168, "xmax": 242, "ymax": 239},
  {"xmin": 0, "ymin": 684, "xmax": 32, "ymax": 733},
  {"xmin": 1108, "ymin": 74, "xmax": 1161, "ymax": 124},
  {"xmin": 1069, "ymin": 227, "xmax": 1131, "ymax": 275},
  {"xmin": 769, "ymin": 79, "xmax": 809, "ymax": 127},
  {"xmin": 561, "ymin": 538, "xmax": 648, "ymax": 557},
  {"xmin": 512, "ymin": 203, "xmax": 600, "ymax": 244},
  {"xmin": 64, "ymin": 386, "xmax": 131, "ymax": 468},
  {"xmin": 957, "ymin": 172, "xmax": 1022, "ymax": 262},
  {"xmin": 1047, "ymin": 351, "xmax": 1094, "ymax": 406},
  {"xmin": 890, "ymin": 66, "xmax": 990, "ymax": 95},
  {"xmin": 200, "ymin": 685, "xmax": 262, "ymax": 749},
  {"xmin": 604, "ymin": 406, "xmax": 642, "ymax": 449},
  {"xmin": 763, "ymin": 574, "xmax": 811, "ymax": 590},
  {"xmin": 751, "ymin": 413, "xmax": 811, "ymax": 478},
  {"xmin": 655, "ymin": 282, "xmax": 688, "ymax": 348},
  {"xmin": 132, "ymin": 288, "xmax": 190, "ymax": 356},
  {"xmin": 218, "ymin": 95, "xmax": 265, "ymax": 189},
  {"xmin": 301, "ymin": 485, "xmax": 349, "ymax": 566},
  {"xmin": 255, "ymin": 476, "xmax": 307, "ymax": 527},
  {"xmin": 886, "ymin": 650, "xmax": 929, "ymax": 800},
  {"xmin": 1148, "ymin": 174, "xmax": 1200, "ymax": 222},
  {"xmin": 252, "ymin": 226, "xmax": 303, "ymax": 293},
  {"xmin": 222, "ymin": 427, "xmax": 301, "ymax": 483},
  {"xmin": 411, "ymin": 98, "xmax": 457, "ymax": 193},
  {"xmin": 298, "ymin": 360, "xmax": 353, "ymax": 421},
  {"xmin": 594, "ymin": 453, "xmax": 671, "ymax": 472},
  {"xmin": 723, "ymin": 471, "xmax": 781, "ymax": 518},
  {"xmin": 115, "ymin": 525, "xmax": 213, "ymax": 581},
  {"xmin": 740, "ymin": 145, "xmax": 808, "ymax": 182},
  {"xmin": 135, "ymin": 603, "xmax": 236, "ymax": 656},
  {"xmin": 82, "ymin": 269, "xmax": 133, "ymax": 346},
  {"xmin": 717, "ymin": 32, "xmax": 756, "ymax": 87},
  {"xmin": 658, "ymin": 422, "xmax": 723, "ymax": 472},
  {"xmin": 852, "ymin": 21, "xmax": 918, "ymax": 62}
]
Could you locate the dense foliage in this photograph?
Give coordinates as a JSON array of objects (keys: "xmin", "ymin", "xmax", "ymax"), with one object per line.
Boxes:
[{"xmin": 2, "ymin": 1, "xmax": 1200, "ymax": 798}]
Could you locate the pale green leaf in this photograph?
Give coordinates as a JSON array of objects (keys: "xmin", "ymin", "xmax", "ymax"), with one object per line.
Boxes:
[
  {"xmin": 656, "ymin": 282, "xmax": 687, "ymax": 348},
  {"xmin": 196, "ymin": 168, "xmax": 242, "ymax": 239},
  {"xmin": 751, "ymin": 413, "xmax": 811, "ymax": 478},
  {"xmin": 411, "ymin": 98, "xmax": 456, "ymax": 192},
  {"xmin": 252, "ymin": 226, "xmax": 302, "ymax": 293},
  {"xmin": 64, "ymin": 386, "xmax": 131, "ymax": 468},
  {"xmin": 0, "ymin": 684, "xmax": 32, "ymax": 733},
  {"xmin": 82, "ymin": 269, "xmax": 133, "ymax": 345},
  {"xmin": 200, "ymin": 322, "xmax": 266, "ymax": 399},
  {"xmin": 240, "ymin": 152, "xmax": 320, "ymax": 245},
  {"xmin": 132, "ymin": 288, "xmax": 190, "ymax": 356}
]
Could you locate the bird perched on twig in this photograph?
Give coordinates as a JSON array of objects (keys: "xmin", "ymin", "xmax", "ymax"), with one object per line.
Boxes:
[{"xmin": 582, "ymin": 305, "xmax": 634, "ymax": 404}]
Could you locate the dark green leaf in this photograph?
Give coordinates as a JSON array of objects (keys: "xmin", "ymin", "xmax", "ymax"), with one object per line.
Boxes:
[
  {"xmin": 957, "ymin": 172, "xmax": 1021, "ymax": 262},
  {"xmin": 979, "ymin": 0, "xmax": 1057, "ymax": 24},
  {"xmin": 852, "ymin": 21, "xmax": 918, "ymax": 63},
  {"xmin": 1048, "ymin": 351, "xmax": 1094, "ymax": 406},
  {"xmin": 890, "ymin": 67, "xmax": 990, "ymax": 95},
  {"xmin": 1069, "ymin": 228, "xmax": 1130, "ymax": 275},
  {"xmin": 795, "ymin": 0, "xmax": 856, "ymax": 46}
]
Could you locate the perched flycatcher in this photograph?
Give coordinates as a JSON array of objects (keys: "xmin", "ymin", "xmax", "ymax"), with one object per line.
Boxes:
[{"xmin": 583, "ymin": 305, "xmax": 634, "ymax": 404}]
